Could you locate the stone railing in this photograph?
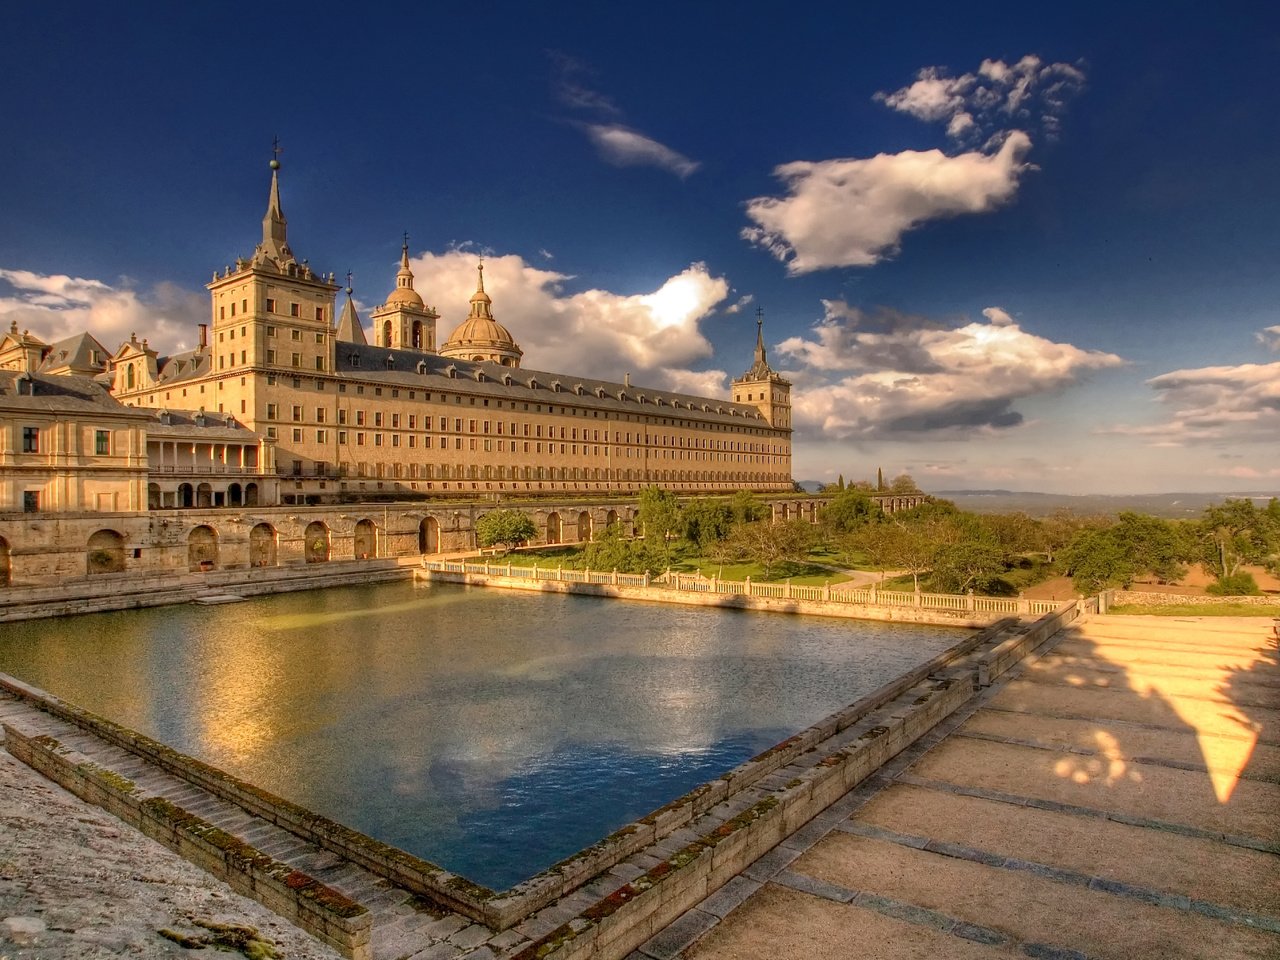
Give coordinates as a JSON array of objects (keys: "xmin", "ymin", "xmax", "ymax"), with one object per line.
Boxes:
[{"xmin": 423, "ymin": 560, "xmax": 1064, "ymax": 618}]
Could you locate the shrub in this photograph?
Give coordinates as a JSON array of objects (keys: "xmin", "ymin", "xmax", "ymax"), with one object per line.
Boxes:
[{"xmin": 1205, "ymin": 571, "xmax": 1261, "ymax": 596}]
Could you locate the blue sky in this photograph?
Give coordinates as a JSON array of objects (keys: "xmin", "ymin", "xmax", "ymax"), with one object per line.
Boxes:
[{"xmin": 1, "ymin": 3, "xmax": 1276, "ymax": 494}]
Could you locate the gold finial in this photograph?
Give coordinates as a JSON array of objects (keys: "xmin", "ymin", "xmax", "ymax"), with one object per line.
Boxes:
[{"xmin": 270, "ymin": 136, "xmax": 282, "ymax": 170}]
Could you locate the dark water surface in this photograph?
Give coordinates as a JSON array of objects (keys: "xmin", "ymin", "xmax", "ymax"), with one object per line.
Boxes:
[{"xmin": 0, "ymin": 580, "xmax": 961, "ymax": 889}]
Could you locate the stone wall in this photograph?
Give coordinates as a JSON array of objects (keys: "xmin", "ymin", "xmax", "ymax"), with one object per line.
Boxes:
[{"xmin": 1108, "ymin": 589, "xmax": 1280, "ymax": 608}]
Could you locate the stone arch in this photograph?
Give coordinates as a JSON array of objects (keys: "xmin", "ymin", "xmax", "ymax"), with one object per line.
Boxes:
[
  {"xmin": 418, "ymin": 517, "xmax": 440, "ymax": 554},
  {"xmin": 196, "ymin": 483, "xmax": 213, "ymax": 508},
  {"xmin": 178, "ymin": 483, "xmax": 194, "ymax": 508},
  {"xmin": 187, "ymin": 525, "xmax": 219, "ymax": 572},
  {"xmin": 227, "ymin": 482, "xmax": 243, "ymax": 507},
  {"xmin": 577, "ymin": 511, "xmax": 592, "ymax": 542},
  {"xmin": 780, "ymin": 503, "xmax": 790, "ymax": 520},
  {"xmin": 250, "ymin": 523, "xmax": 277, "ymax": 567},
  {"xmin": 147, "ymin": 483, "xmax": 161, "ymax": 510},
  {"xmin": 305, "ymin": 521, "xmax": 330, "ymax": 563},
  {"xmin": 546, "ymin": 512, "xmax": 562, "ymax": 545},
  {"xmin": 354, "ymin": 519, "xmax": 377, "ymax": 559},
  {"xmin": 382, "ymin": 320, "xmax": 392, "ymax": 347},
  {"xmin": 0, "ymin": 536, "xmax": 9, "ymax": 586},
  {"xmin": 244, "ymin": 482, "xmax": 259, "ymax": 507},
  {"xmin": 412, "ymin": 320, "xmax": 423, "ymax": 350},
  {"xmin": 86, "ymin": 529, "xmax": 126, "ymax": 575},
  {"xmin": 606, "ymin": 509, "xmax": 619, "ymax": 530}
]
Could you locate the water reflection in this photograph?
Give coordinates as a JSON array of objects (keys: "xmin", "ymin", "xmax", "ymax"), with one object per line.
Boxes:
[{"xmin": 0, "ymin": 581, "xmax": 960, "ymax": 889}]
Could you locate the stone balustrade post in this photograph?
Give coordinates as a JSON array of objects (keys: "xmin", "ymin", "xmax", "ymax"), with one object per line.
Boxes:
[
  {"xmin": 786, "ymin": 579, "xmax": 792, "ymax": 599},
  {"xmin": 612, "ymin": 568, "xmax": 618, "ymax": 585},
  {"xmin": 557, "ymin": 565, "xmax": 563, "ymax": 581},
  {"xmin": 744, "ymin": 575, "xmax": 752, "ymax": 596},
  {"xmin": 967, "ymin": 589, "xmax": 975, "ymax": 610},
  {"xmin": 869, "ymin": 582, "xmax": 877, "ymax": 604},
  {"xmin": 823, "ymin": 580, "xmax": 830, "ymax": 602},
  {"xmin": 533, "ymin": 564, "xmax": 539, "ymax": 580}
]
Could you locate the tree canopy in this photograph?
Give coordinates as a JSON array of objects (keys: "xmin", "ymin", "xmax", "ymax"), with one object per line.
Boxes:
[{"xmin": 475, "ymin": 510, "xmax": 537, "ymax": 554}]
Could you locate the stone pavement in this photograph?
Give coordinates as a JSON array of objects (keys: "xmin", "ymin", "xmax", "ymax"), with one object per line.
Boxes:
[
  {"xmin": 640, "ymin": 615, "xmax": 1280, "ymax": 960},
  {"xmin": 0, "ymin": 736, "xmax": 343, "ymax": 960}
]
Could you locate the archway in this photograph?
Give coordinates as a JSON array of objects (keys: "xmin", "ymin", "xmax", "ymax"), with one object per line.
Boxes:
[
  {"xmin": 546, "ymin": 512, "xmax": 562, "ymax": 545},
  {"xmin": 0, "ymin": 536, "xmax": 10, "ymax": 586},
  {"xmin": 418, "ymin": 517, "xmax": 440, "ymax": 554},
  {"xmin": 606, "ymin": 509, "xmax": 618, "ymax": 531},
  {"xmin": 354, "ymin": 519, "xmax": 377, "ymax": 559},
  {"xmin": 178, "ymin": 483, "xmax": 194, "ymax": 508},
  {"xmin": 196, "ymin": 483, "xmax": 213, "ymax": 508},
  {"xmin": 577, "ymin": 511, "xmax": 592, "ymax": 542},
  {"xmin": 187, "ymin": 525, "xmax": 219, "ymax": 572},
  {"xmin": 250, "ymin": 523, "xmax": 277, "ymax": 567},
  {"xmin": 244, "ymin": 483, "xmax": 259, "ymax": 507},
  {"xmin": 412, "ymin": 320, "xmax": 423, "ymax": 350},
  {"xmin": 86, "ymin": 529, "xmax": 126, "ymax": 575},
  {"xmin": 227, "ymin": 483, "xmax": 243, "ymax": 507},
  {"xmin": 147, "ymin": 483, "xmax": 161, "ymax": 510},
  {"xmin": 305, "ymin": 521, "xmax": 330, "ymax": 563}
]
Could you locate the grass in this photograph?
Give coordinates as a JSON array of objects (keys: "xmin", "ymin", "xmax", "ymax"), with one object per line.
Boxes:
[
  {"xmin": 1108, "ymin": 603, "xmax": 1280, "ymax": 618},
  {"xmin": 673, "ymin": 557, "xmax": 851, "ymax": 585}
]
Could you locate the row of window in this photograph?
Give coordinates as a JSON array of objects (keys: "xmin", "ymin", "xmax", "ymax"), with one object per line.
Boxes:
[
  {"xmin": 286, "ymin": 461, "xmax": 788, "ymax": 483},
  {"xmin": 219, "ymin": 299, "xmax": 325, "ymax": 322},
  {"xmin": 18, "ymin": 427, "xmax": 110, "ymax": 455}
]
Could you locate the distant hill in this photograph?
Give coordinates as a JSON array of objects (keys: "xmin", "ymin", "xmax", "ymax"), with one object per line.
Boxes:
[{"xmin": 933, "ymin": 490, "xmax": 1277, "ymax": 519}]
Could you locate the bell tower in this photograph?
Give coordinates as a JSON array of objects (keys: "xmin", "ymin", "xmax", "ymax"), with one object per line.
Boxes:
[
  {"xmin": 732, "ymin": 308, "xmax": 791, "ymax": 430},
  {"xmin": 369, "ymin": 237, "xmax": 437, "ymax": 353}
]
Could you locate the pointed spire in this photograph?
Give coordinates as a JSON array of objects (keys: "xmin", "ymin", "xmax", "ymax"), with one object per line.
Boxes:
[
  {"xmin": 469, "ymin": 258, "xmax": 492, "ymax": 317},
  {"xmin": 336, "ymin": 281, "xmax": 367, "ymax": 345},
  {"xmin": 253, "ymin": 143, "xmax": 295, "ymax": 268},
  {"xmin": 742, "ymin": 306, "xmax": 773, "ymax": 380}
]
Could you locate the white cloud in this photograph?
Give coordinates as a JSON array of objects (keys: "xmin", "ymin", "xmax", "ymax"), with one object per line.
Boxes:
[
  {"xmin": 584, "ymin": 124, "xmax": 700, "ymax": 179},
  {"xmin": 743, "ymin": 132, "xmax": 1032, "ymax": 273},
  {"xmin": 724, "ymin": 293, "xmax": 755, "ymax": 315},
  {"xmin": 1107, "ymin": 360, "xmax": 1280, "ymax": 446},
  {"xmin": 549, "ymin": 52, "xmax": 622, "ymax": 118},
  {"xmin": 881, "ymin": 55, "xmax": 1085, "ymax": 142},
  {"xmin": 408, "ymin": 250, "xmax": 730, "ymax": 394},
  {"xmin": 775, "ymin": 301, "xmax": 1124, "ymax": 439},
  {"xmin": 1257, "ymin": 325, "xmax": 1280, "ymax": 350},
  {"xmin": 0, "ymin": 269, "xmax": 202, "ymax": 355}
]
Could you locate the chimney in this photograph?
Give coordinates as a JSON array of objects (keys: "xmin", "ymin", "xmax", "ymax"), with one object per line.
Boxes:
[
  {"xmin": 624, "ymin": 372, "xmax": 631, "ymax": 388},
  {"xmin": 198, "ymin": 324, "xmax": 208, "ymax": 350}
]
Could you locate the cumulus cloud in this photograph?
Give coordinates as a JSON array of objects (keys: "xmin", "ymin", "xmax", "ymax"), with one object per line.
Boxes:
[
  {"xmin": 0, "ymin": 268, "xmax": 203, "ymax": 355},
  {"xmin": 584, "ymin": 124, "xmax": 700, "ymax": 179},
  {"xmin": 878, "ymin": 55, "xmax": 1085, "ymax": 142},
  {"xmin": 1106, "ymin": 360, "xmax": 1280, "ymax": 447},
  {"xmin": 408, "ymin": 250, "xmax": 730, "ymax": 394},
  {"xmin": 775, "ymin": 301, "xmax": 1123, "ymax": 440},
  {"xmin": 743, "ymin": 132, "xmax": 1032, "ymax": 273},
  {"xmin": 1257, "ymin": 325, "xmax": 1280, "ymax": 350},
  {"xmin": 724, "ymin": 293, "xmax": 755, "ymax": 315}
]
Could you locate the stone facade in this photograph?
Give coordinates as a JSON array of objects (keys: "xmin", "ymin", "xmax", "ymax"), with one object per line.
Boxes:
[{"xmin": 104, "ymin": 160, "xmax": 793, "ymax": 503}]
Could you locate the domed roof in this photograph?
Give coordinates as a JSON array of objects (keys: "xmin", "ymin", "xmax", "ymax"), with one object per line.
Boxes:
[
  {"xmin": 382, "ymin": 240, "xmax": 425, "ymax": 310},
  {"xmin": 443, "ymin": 315, "xmax": 519, "ymax": 351},
  {"xmin": 385, "ymin": 285, "xmax": 425, "ymax": 308}
]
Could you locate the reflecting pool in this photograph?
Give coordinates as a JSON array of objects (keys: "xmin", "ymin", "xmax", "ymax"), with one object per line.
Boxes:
[{"xmin": 0, "ymin": 580, "xmax": 961, "ymax": 889}]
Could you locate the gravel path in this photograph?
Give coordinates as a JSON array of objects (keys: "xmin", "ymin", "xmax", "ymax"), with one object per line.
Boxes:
[{"xmin": 0, "ymin": 739, "xmax": 340, "ymax": 960}]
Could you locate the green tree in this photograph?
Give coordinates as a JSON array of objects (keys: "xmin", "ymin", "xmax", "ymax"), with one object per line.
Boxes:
[
  {"xmin": 887, "ymin": 472, "xmax": 921, "ymax": 495},
  {"xmin": 637, "ymin": 486, "xmax": 682, "ymax": 553},
  {"xmin": 474, "ymin": 509, "xmax": 537, "ymax": 554},
  {"xmin": 581, "ymin": 523, "xmax": 668, "ymax": 575},
  {"xmin": 931, "ymin": 540, "xmax": 1007, "ymax": 594},
  {"xmin": 978, "ymin": 512, "xmax": 1041, "ymax": 558},
  {"xmin": 732, "ymin": 519, "xmax": 815, "ymax": 579},
  {"xmin": 682, "ymin": 499, "xmax": 734, "ymax": 551},
  {"xmin": 1060, "ymin": 527, "xmax": 1136, "ymax": 593},
  {"xmin": 821, "ymin": 487, "xmax": 882, "ymax": 534},
  {"xmin": 1195, "ymin": 499, "xmax": 1279, "ymax": 584},
  {"xmin": 853, "ymin": 519, "xmax": 941, "ymax": 591},
  {"xmin": 728, "ymin": 490, "xmax": 769, "ymax": 525}
]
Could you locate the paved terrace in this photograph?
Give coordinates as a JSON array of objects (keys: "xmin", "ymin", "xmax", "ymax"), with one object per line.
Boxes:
[
  {"xmin": 2, "ymin": 614, "xmax": 1277, "ymax": 959},
  {"xmin": 646, "ymin": 616, "xmax": 1279, "ymax": 960}
]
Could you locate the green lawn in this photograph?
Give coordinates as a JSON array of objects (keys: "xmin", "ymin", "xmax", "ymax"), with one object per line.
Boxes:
[
  {"xmin": 673, "ymin": 556, "xmax": 851, "ymax": 585},
  {"xmin": 1108, "ymin": 603, "xmax": 1280, "ymax": 617}
]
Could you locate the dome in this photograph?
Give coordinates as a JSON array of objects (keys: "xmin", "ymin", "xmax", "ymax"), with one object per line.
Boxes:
[
  {"xmin": 385, "ymin": 285, "xmax": 425, "ymax": 308},
  {"xmin": 443, "ymin": 316, "xmax": 519, "ymax": 352}
]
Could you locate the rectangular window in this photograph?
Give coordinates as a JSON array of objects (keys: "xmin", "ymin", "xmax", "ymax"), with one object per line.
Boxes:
[
  {"xmin": 291, "ymin": 353, "xmax": 301, "ymax": 367},
  {"xmin": 408, "ymin": 414, "xmax": 416, "ymax": 429},
  {"xmin": 391, "ymin": 413, "xmax": 400, "ymax": 428},
  {"xmin": 290, "ymin": 302, "xmax": 300, "ymax": 317},
  {"xmin": 392, "ymin": 435, "xmax": 400, "ymax": 447},
  {"xmin": 292, "ymin": 428, "xmax": 303, "ymax": 442},
  {"xmin": 374, "ymin": 412, "xmax": 383, "ymax": 427},
  {"xmin": 22, "ymin": 491, "xmax": 39, "ymax": 513},
  {"xmin": 266, "ymin": 325, "xmax": 276, "ymax": 337},
  {"xmin": 356, "ymin": 411, "xmax": 366, "ymax": 426},
  {"xmin": 95, "ymin": 430, "xmax": 110, "ymax": 455},
  {"xmin": 315, "ymin": 307, "xmax": 324, "ymax": 322},
  {"xmin": 266, "ymin": 426, "xmax": 277, "ymax": 439},
  {"xmin": 266, "ymin": 403, "xmax": 278, "ymax": 419},
  {"xmin": 266, "ymin": 349, "xmax": 277, "ymax": 364},
  {"xmin": 375, "ymin": 434, "xmax": 383, "ymax": 446},
  {"xmin": 315, "ymin": 408, "xmax": 326, "ymax": 423},
  {"xmin": 266, "ymin": 298, "xmax": 276, "ymax": 313},
  {"xmin": 21, "ymin": 427, "xmax": 38, "ymax": 453},
  {"xmin": 454, "ymin": 418, "xmax": 463, "ymax": 432},
  {"xmin": 315, "ymin": 331, "xmax": 324, "ymax": 344},
  {"xmin": 316, "ymin": 429, "xmax": 327, "ymax": 443},
  {"xmin": 315, "ymin": 357, "xmax": 325, "ymax": 371},
  {"xmin": 338, "ymin": 431, "xmax": 347, "ymax": 444},
  {"xmin": 356, "ymin": 432, "xmax": 365, "ymax": 445},
  {"xmin": 240, "ymin": 350, "xmax": 246, "ymax": 364},
  {"xmin": 291, "ymin": 328, "xmax": 302, "ymax": 341},
  {"xmin": 338, "ymin": 409, "xmax": 347, "ymax": 425},
  {"xmin": 291, "ymin": 405, "xmax": 302, "ymax": 421},
  {"xmin": 408, "ymin": 435, "xmax": 416, "ymax": 448}
]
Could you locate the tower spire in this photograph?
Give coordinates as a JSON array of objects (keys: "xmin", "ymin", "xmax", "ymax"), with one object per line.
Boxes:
[{"xmin": 253, "ymin": 140, "xmax": 294, "ymax": 268}]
